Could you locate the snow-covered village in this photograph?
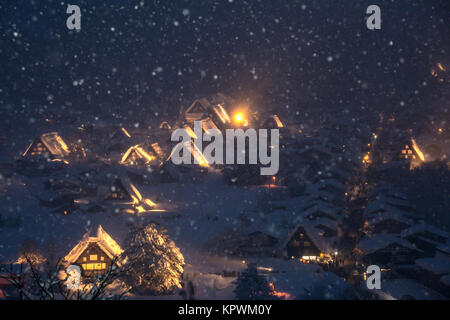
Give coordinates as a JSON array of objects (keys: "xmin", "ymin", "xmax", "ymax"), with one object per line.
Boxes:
[{"xmin": 0, "ymin": 1, "xmax": 449, "ymax": 303}]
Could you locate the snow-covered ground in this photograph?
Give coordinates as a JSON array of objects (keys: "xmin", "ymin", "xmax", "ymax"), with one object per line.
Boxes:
[{"xmin": 0, "ymin": 161, "xmax": 352, "ymax": 299}]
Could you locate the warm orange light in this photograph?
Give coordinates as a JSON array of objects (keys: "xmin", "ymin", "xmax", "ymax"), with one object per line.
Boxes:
[
  {"xmin": 269, "ymin": 282, "xmax": 292, "ymax": 300},
  {"xmin": 234, "ymin": 112, "xmax": 244, "ymax": 123},
  {"xmin": 411, "ymin": 138, "xmax": 425, "ymax": 162},
  {"xmin": 437, "ymin": 62, "xmax": 446, "ymax": 71}
]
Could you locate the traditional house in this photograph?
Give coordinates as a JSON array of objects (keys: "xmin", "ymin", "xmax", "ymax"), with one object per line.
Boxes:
[
  {"xmin": 93, "ymin": 176, "xmax": 156, "ymax": 213},
  {"xmin": 401, "ymin": 224, "xmax": 449, "ymax": 256},
  {"xmin": 413, "ymin": 257, "xmax": 450, "ymax": 297},
  {"xmin": 366, "ymin": 212, "xmax": 413, "ymax": 235},
  {"xmin": 106, "ymin": 127, "xmax": 133, "ymax": 153},
  {"xmin": 356, "ymin": 234, "xmax": 422, "ymax": 267},
  {"xmin": 184, "ymin": 98, "xmax": 211, "ymax": 123},
  {"xmin": 302, "ymin": 203, "xmax": 339, "ymax": 221},
  {"xmin": 283, "ymin": 224, "xmax": 337, "ymax": 263},
  {"xmin": 120, "ymin": 144, "xmax": 156, "ymax": 166},
  {"xmin": 175, "ymin": 96, "xmax": 232, "ymax": 131},
  {"xmin": 63, "ymin": 225, "xmax": 124, "ymax": 278},
  {"xmin": 22, "ymin": 132, "xmax": 70, "ymax": 160}
]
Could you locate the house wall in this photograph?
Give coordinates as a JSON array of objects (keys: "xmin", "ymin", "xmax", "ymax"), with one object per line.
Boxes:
[
  {"xmin": 285, "ymin": 227, "xmax": 321, "ymax": 258},
  {"xmin": 75, "ymin": 243, "xmax": 112, "ymax": 278}
]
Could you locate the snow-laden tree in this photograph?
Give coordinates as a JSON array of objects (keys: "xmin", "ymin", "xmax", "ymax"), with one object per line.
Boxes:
[
  {"xmin": 124, "ymin": 223, "xmax": 185, "ymax": 295},
  {"xmin": 233, "ymin": 264, "xmax": 276, "ymax": 300}
]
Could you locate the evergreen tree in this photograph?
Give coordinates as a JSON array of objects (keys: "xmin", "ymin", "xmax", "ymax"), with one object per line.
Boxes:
[
  {"xmin": 233, "ymin": 264, "xmax": 276, "ymax": 300},
  {"xmin": 124, "ymin": 223, "xmax": 185, "ymax": 295}
]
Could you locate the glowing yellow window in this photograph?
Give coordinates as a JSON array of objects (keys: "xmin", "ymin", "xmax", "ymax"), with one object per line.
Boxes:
[
  {"xmin": 83, "ymin": 257, "xmax": 87, "ymax": 262},
  {"xmin": 86, "ymin": 263, "xmax": 94, "ymax": 270},
  {"xmin": 402, "ymin": 150, "xmax": 406, "ymax": 154},
  {"xmin": 94, "ymin": 263, "xmax": 103, "ymax": 270},
  {"xmin": 100, "ymin": 256, "xmax": 104, "ymax": 261},
  {"xmin": 408, "ymin": 150, "xmax": 412, "ymax": 154},
  {"xmin": 90, "ymin": 255, "xmax": 98, "ymax": 261}
]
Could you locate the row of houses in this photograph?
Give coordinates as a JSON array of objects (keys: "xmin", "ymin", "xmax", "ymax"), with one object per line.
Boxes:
[{"xmin": 355, "ymin": 182, "xmax": 450, "ymax": 298}]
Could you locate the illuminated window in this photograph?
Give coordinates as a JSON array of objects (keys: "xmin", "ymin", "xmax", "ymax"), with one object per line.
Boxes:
[
  {"xmin": 83, "ymin": 257, "xmax": 87, "ymax": 262},
  {"xmin": 94, "ymin": 263, "xmax": 104, "ymax": 270},
  {"xmin": 90, "ymin": 255, "xmax": 98, "ymax": 261},
  {"xmin": 100, "ymin": 256, "xmax": 104, "ymax": 261}
]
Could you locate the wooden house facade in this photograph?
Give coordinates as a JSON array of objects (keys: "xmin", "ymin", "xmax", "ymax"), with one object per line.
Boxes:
[{"xmin": 64, "ymin": 225, "xmax": 123, "ymax": 278}]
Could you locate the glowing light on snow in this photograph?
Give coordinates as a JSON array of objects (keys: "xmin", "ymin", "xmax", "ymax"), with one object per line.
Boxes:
[{"xmin": 411, "ymin": 138, "xmax": 425, "ymax": 162}]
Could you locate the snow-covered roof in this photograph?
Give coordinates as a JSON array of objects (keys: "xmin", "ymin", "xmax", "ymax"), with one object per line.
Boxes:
[
  {"xmin": 437, "ymin": 244, "xmax": 450, "ymax": 255},
  {"xmin": 367, "ymin": 211, "xmax": 413, "ymax": 226},
  {"xmin": 312, "ymin": 217, "xmax": 339, "ymax": 232},
  {"xmin": 401, "ymin": 224, "xmax": 449, "ymax": 239},
  {"xmin": 109, "ymin": 127, "xmax": 132, "ymax": 140},
  {"xmin": 120, "ymin": 144, "xmax": 155, "ymax": 164},
  {"xmin": 284, "ymin": 223, "xmax": 337, "ymax": 254},
  {"xmin": 64, "ymin": 225, "xmax": 124, "ymax": 264},
  {"xmin": 364, "ymin": 200, "xmax": 411, "ymax": 217},
  {"xmin": 373, "ymin": 278, "xmax": 446, "ymax": 300},
  {"xmin": 440, "ymin": 274, "xmax": 450, "ymax": 287},
  {"xmin": 23, "ymin": 132, "xmax": 71, "ymax": 157},
  {"xmin": 369, "ymin": 184, "xmax": 409, "ymax": 201},
  {"xmin": 302, "ymin": 203, "xmax": 340, "ymax": 219},
  {"xmin": 357, "ymin": 234, "xmax": 418, "ymax": 255},
  {"xmin": 415, "ymin": 258, "xmax": 450, "ymax": 275},
  {"xmin": 371, "ymin": 195, "xmax": 412, "ymax": 209},
  {"xmin": 316, "ymin": 178, "xmax": 346, "ymax": 192}
]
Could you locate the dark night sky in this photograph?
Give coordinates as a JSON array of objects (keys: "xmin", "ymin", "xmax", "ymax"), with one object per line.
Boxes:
[{"xmin": 0, "ymin": 0, "xmax": 449, "ymax": 129}]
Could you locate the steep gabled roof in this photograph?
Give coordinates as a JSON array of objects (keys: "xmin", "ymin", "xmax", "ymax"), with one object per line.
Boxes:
[
  {"xmin": 367, "ymin": 211, "xmax": 413, "ymax": 226},
  {"xmin": 121, "ymin": 145, "xmax": 155, "ymax": 164},
  {"xmin": 357, "ymin": 234, "xmax": 419, "ymax": 255},
  {"xmin": 185, "ymin": 98, "xmax": 210, "ymax": 114},
  {"xmin": 283, "ymin": 223, "xmax": 337, "ymax": 255},
  {"xmin": 364, "ymin": 200, "xmax": 411, "ymax": 217},
  {"xmin": 23, "ymin": 132, "xmax": 70, "ymax": 157},
  {"xmin": 415, "ymin": 258, "xmax": 450, "ymax": 275},
  {"xmin": 110, "ymin": 127, "xmax": 132, "ymax": 140},
  {"xmin": 64, "ymin": 225, "xmax": 124, "ymax": 264},
  {"xmin": 401, "ymin": 224, "xmax": 449, "ymax": 240}
]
